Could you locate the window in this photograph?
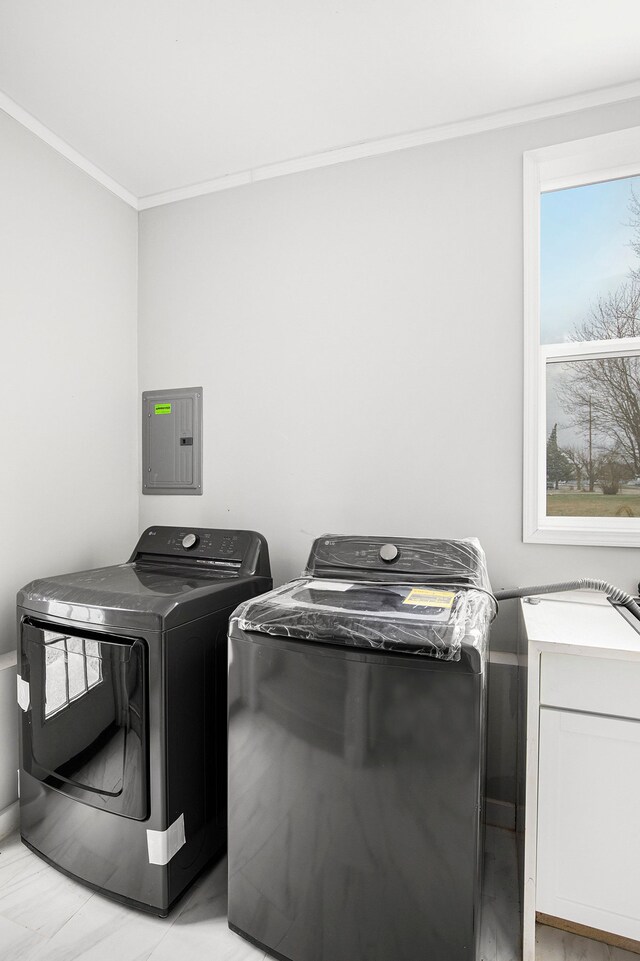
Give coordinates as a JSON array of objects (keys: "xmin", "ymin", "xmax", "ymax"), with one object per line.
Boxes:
[
  {"xmin": 524, "ymin": 128, "xmax": 640, "ymax": 546},
  {"xmin": 44, "ymin": 630, "xmax": 103, "ymax": 719}
]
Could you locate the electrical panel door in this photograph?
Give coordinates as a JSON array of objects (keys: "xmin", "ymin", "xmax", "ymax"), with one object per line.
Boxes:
[{"xmin": 142, "ymin": 387, "xmax": 202, "ymax": 494}]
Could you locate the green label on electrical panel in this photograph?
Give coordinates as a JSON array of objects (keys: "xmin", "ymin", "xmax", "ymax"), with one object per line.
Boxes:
[{"xmin": 154, "ymin": 403, "xmax": 172, "ymax": 415}]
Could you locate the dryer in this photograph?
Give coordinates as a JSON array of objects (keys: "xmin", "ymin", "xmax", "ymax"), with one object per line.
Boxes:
[{"xmin": 17, "ymin": 525, "xmax": 271, "ymax": 916}]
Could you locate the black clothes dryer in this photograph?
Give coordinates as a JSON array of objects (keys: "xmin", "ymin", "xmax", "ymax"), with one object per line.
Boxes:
[
  {"xmin": 227, "ymin": 534, "xmax": 495, "ymax": 961},
  {"xmin": 17, "ymin": 526, "xmax": 271, "ymax": 916}
]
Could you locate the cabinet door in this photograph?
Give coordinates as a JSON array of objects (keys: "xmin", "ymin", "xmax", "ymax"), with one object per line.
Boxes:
[{"xmin": 537, "ymin": 707, "xmax": 640, "ymax": 940}]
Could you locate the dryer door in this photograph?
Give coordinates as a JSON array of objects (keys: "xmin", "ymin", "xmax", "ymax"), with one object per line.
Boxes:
[{"xmin": 20, "ymin": 619, "xmax": 148, "ymax": 820}]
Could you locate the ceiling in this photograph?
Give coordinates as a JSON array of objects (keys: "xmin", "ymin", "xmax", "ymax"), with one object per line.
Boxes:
[{"xmin": 2, "ymin": 0, "xmax": 640, "ymax": 206}]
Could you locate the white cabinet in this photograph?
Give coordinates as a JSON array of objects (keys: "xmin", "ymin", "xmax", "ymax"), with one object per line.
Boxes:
[
  {"xmin": 536, "ymin": 705, "xmax": 640, "ymax": 941},
  {"xmin": 520, "ymin": 596, "xmax": 640, "ymax": 961}
]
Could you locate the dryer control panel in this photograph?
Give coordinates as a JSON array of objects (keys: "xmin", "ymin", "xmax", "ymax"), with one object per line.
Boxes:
[{"xmin": 130, "ymin": 527, "xmax": 270, "ymax": 577}]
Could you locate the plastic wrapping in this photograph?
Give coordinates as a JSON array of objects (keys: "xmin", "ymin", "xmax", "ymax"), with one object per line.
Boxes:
[{"xmin": 232, "ymin": 536, "xmax": 496, "ymax": 661}]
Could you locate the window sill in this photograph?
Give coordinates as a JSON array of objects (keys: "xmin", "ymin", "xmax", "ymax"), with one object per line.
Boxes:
[{"xmin": 524, "ymin": 521, "xmax": 640, "ymax": 548}]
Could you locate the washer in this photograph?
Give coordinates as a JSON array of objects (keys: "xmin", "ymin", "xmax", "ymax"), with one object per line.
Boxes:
[
  {"xmin": 17, "ymin": 525, "xmax": 271, "ymax": 916},
  {"xmin": 228, "ymin": 534, "xmax": 495, "ymax": 961}
]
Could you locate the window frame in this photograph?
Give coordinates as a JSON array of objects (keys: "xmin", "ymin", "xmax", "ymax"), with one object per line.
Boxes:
[{"xmin": 523, "ymin": 127, "xmax": 640, "ymax": 547}]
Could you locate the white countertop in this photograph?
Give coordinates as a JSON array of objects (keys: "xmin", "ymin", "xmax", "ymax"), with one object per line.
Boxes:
[{"xmin": 520, "ymin": 590, "xmax": 640, "ymax": 660}]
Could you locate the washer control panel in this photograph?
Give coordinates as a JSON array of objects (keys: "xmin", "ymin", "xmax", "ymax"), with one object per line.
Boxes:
[{"xmin": 307, "ymin": 534, "xmax": 485, "ymax": 583}]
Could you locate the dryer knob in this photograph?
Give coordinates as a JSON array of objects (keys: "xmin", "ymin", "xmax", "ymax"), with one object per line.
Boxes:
[
  {"xmin": 379, "ymin": 543, "xmax": 399, "ymax": 563},
  {"xmin": 182, "ymin": 533, "xmax": 199, "ymax": 550}
]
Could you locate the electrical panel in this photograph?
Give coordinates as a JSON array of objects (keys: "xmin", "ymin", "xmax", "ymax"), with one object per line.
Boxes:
[{"xmin": 142, "ymin": 387, "xmax": 202, "ymax": 495}]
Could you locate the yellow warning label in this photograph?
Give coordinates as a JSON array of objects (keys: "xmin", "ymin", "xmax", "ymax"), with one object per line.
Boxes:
[{"xmin": 403, "ymin": 588, "xmax": 455, "ymax": 608}]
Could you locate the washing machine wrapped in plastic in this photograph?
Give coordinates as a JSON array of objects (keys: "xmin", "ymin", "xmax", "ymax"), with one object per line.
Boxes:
[{"xmin": 231, "ymin": 536, "xmax": 497, "ymax": 661}]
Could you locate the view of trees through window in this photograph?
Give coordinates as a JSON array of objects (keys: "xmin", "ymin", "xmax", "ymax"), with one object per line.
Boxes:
[{"xmin": 541, "ymin": 176, "xmax": 640, "ymax": 518}]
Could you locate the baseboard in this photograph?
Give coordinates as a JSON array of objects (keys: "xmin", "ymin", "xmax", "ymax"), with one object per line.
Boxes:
[
  {"xmin": 537, "ymin": 912, "xmax": 640, "ymax": 955},
  {"xmin": 0, "ymin": 800, "xmax": 19, "ymax": 840},
  {"xmin": 485, "ymin": 797, "xmax": 516, "ymax": 830}
]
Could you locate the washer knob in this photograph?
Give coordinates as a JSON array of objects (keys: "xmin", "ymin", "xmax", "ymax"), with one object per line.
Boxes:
[
  {"xmin": 379, "ymin": 543, "xmax": 399, "ymax": 563},
  {"xmin": 182, "ymin": 533, "xmax": 199, "ymax": 550}
]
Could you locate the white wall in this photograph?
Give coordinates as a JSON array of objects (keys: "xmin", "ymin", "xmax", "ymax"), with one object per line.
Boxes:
[
  {"xmin": 0, "ymin": 111, "xmax": 138, "ymax": 819},
  {"xmin": 138, "ymin": 96, "xmax": 640, "ymax": 597}
]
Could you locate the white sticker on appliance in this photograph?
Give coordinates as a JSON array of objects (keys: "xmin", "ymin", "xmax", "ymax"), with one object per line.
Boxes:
[
  {"xmin": 16, "ymin": 677, "xmax": 30, "ymax": 712},
  {"xmin": 146, "ymin": 813, "xmax": 186, "ymax": 865}
]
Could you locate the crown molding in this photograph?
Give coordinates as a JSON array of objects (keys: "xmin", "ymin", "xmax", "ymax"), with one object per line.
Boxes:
[
  {"xmin": 4, "ymin": 77, "xmax": 640, "ymax": 212},
  {"xmin": 138, "ymin": 78, "xmax": 640, "ymax": 209},
  {"xmin": 0, "ymin": 90, "xmax": 138, "ymax": 209}
]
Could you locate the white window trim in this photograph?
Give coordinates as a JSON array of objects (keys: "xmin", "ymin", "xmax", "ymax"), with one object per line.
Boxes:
[{"xmin": 523, "ymin": 127, "xmax": 640, "ymax": 547}]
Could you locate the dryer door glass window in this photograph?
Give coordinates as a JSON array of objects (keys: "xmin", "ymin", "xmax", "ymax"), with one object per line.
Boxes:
[
  {"xmin": 44, "ymin": 635, "xmax": 104, "ymax": 718},
  {"xmin": 20, "ymin": 621, "xmax": 148, "ymax": 820}
]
